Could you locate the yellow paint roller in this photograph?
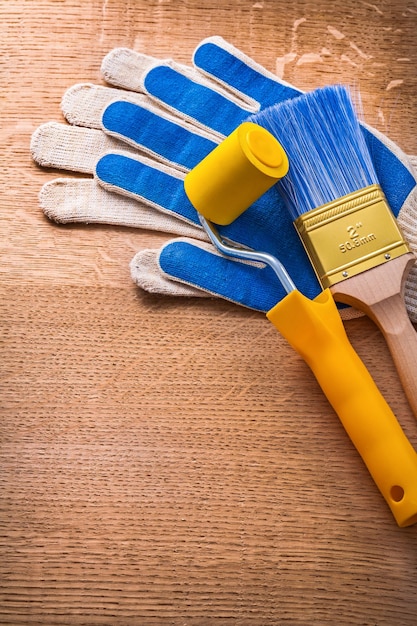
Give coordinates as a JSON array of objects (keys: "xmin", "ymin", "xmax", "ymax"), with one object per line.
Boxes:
[{"xmin": 184, "ymin": 122, "xmax": 417, "ymax": 527}]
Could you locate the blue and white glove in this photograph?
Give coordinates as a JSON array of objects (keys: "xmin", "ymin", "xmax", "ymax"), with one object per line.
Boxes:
[{"xmin": 31, "ymin": 37, "xmax": 417, "ymax": 320}]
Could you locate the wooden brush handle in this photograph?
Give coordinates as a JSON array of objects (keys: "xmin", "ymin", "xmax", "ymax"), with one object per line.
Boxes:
[{"xmin": 330, "ymin": 252, "xmax": 417, "ymax": 418}]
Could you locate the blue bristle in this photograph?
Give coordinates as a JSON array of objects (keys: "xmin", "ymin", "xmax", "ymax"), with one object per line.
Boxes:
[{"xmin": 249, "ymin": 85, "xmax": 379, "ymax": 220}]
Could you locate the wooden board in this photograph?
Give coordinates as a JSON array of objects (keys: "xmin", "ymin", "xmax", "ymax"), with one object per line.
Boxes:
[{"xmin": 1, "ymin": 1, "xmax": 417, "ymax": 624}]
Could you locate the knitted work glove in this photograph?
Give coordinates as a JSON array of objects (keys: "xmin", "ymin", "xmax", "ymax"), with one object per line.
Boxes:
[{"xmin": 31, "ymin": 37, "xmax": 417, "ymax": 320}]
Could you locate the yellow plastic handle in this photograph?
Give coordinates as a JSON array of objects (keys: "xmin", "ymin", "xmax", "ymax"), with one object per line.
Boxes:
[{"xmin": 267, "ymin": 288, "xmax": 417, "ymax": 527}]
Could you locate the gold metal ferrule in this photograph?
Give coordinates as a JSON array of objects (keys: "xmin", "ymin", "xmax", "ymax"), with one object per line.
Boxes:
[{"xmin": 294, "ymin": 184, "xmax": 410, "ymax": 288}]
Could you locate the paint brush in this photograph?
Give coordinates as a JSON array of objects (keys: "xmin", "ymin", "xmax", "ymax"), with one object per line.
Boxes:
[{"xmin": 250, "ymin": 85, "xmax": 417, "ymax": 418}]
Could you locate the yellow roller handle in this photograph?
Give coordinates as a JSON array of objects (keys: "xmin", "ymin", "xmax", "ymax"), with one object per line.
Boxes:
[{"xmin": 267, "ymin": 288, "xmax": 417, "ymax": 527}]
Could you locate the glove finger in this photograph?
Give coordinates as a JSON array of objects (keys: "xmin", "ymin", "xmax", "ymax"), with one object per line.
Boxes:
[
  {"xmin": 100, "ymin": 47, "xmax": 159, "ymax": 92},
  {"xmin": 130, "ymin": 248, "xmax": 211, "ymax": 298},
  {"xmin": 39, "ymin": 178, "xmax": 203, "ymax": 238},
  {"xmin": 102, "ymin": 100, "xmax": 218, "ymax": 170},
  {"xmin": 31, "ymin": 122, "xmax": 136, "ymax": 174},
  {"xmin": 95, "ymin": 151, "xmax": 199, "ymax": 226},
  {"xmin": 193, "ymin": 36, "xmax": 301, "ymax": 107},
  {"xmin": 142, "ymin": 62, "xmax": 255, "ymax": 137},
  {"xmin": 132, "ymin": 239, "xmax": 282, "ymax": 311},
  {"xmin": 159, "ymin": 238, "xmax": 291, "ymax": 312},
  {"xmin": 61, "ymin": 83, "xmax": 151, "ymax": 128}
]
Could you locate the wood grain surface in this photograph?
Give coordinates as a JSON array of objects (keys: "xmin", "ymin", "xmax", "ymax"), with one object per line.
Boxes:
[{"xmin": 1, "ymin": 1, "xmax": 417, "ymax": 624}]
